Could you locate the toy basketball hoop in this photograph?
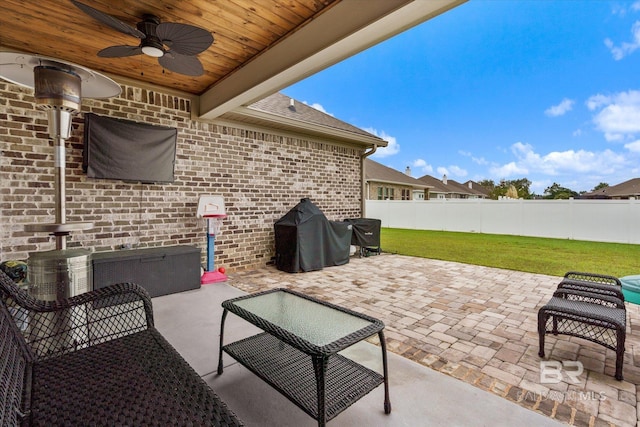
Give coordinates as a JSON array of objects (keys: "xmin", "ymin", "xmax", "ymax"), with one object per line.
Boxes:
[{"xmin": 197, "ymin": 196, "xmax": 227, "ymax": 284}]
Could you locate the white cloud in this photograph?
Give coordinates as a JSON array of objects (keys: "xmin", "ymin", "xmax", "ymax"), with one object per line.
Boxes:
[
  {"xmin": 587, "ymin": 90, "xmax": 640, "ymax": 141},
  {"xmin": 435, "ymin": 165, "xmax": 467, "ymax": 178},
  {"xmin": 530, "ymin": 179, "xmax": 552, "ymax": 196},
  {"xmin": 586, "ymin": 94, "xmax": 611, "ymax": 111},
  {"xmin": 572, "ymin": 129, "xmax": 582, "ymax": 137},
  {"xmin": 364, "ymin": 128, "xmax": 400, "ymax": 158},
  {"xmin": 459, "ymin": 150, "xmax": 488, "ymax": 165},
  {"xmin": 311, "ymin": 103, "xmax": 332, "ymax": 115},
  {"xmin": 490, "ymin": 161, "xmax": 528, "ymax": 178},
  {"xmin": 473, "ymin": 157, "xmax": 488, "ymax": 165},
  {"xmin": 412, "ymin": 159, "xmax": 433, "ymax": 175},
  {"xmin": 625, "ymin": 140, "xmax": 640, "ymax": 152},
  {"xmin": 596, "ymin": 104, "xmax": 640, "ymax": 135},
  {"xmin": 448, "ymin": 165, "xmax": 468, "ymax": 177},
  {"xmin": 545, "ymin": 98, "xmax": 575, "ymax": 117},
  {"xmin": 490, "ymin": 142, "xmax": 628, "ymax": 179},
  {"xmin": 604, "ymin": 132, "xmax": 625, "ymax": 142},
  {"xmin": 612, "ymin": 4, "xmax": 627, "ymax": 16},
  {"xmin": 605, "ymin": 20, "xmax": 640, "ymax": 60},
  {"xmin": 611, "ymin": 2, "xmax": 640, "ymax": 15},
  {"xmin": 302, "ymin": 101, "xmax": 333, "ymax": 116}
]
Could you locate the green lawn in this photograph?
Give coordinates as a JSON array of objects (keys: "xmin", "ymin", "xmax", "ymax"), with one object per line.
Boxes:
[{"xmin": 380, "ymin": 228, "xmax": 640, "ymax": 278}]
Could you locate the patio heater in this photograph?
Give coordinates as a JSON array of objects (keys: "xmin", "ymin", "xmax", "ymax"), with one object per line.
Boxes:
[{"xmin": 0, "ymin": 52, "xmax": 121, "ymax": 301}]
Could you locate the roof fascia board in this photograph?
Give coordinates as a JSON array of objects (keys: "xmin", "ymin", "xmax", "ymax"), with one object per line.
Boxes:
[
  {"xmin": 214, "ymin": 116, "xmax": 376, "ymax": 151},
  {"xmin": 226, "ymin": 105, "xmax": 386, "ymax": 147},
  {"xmin": 198, "ymin": 0, "xmax": 466, "ymax": 120},
  {"xmin": 367, "ymin": 178, "xmax": 431, "ymax": 189}
]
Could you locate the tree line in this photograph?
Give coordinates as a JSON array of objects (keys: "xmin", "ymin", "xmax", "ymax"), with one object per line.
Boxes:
[{"xmin": 477, "ymin": 179, "xmax": 609, "ymax": 200}]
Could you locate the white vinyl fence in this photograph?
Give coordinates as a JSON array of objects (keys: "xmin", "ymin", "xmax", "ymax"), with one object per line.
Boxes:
[{"xmin": 365, "ymin": 198, "xmax": 640, "ymax": 244}]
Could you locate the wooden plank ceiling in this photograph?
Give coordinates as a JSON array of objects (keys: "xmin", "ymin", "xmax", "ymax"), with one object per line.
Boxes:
[
  {"xmin": 1, "ymin": 0, "xmax": 466, "ymax": 119},
  {"xmin": 0, "ymin": 0, "xmax": 338, "ymax": 95}
]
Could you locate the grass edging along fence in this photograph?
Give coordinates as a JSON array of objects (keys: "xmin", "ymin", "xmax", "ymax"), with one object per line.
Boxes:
[{"xmin": 380, "ymin": 228, "xmax": 640, "ymax": 278}]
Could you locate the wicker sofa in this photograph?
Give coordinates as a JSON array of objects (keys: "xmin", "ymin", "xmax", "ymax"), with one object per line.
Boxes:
[{"xmin": 0, "ymin": 269, "xmax": 243, "ymax": 426}]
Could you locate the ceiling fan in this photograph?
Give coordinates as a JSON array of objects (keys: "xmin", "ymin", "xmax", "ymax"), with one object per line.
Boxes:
[{"xmin": 71, "ymin": 0, "xmax": 213, "ymax": 76}]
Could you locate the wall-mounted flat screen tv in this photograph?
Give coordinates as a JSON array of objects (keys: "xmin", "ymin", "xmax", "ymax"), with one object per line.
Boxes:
[{"xmin": 83, "ymin": 113, "xmax": 177, "ymax": 183}]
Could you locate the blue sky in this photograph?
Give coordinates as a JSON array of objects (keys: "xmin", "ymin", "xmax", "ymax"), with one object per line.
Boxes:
[{"xmin": 282, "ymin": 0, "xmax": 640, "ymax": 195}]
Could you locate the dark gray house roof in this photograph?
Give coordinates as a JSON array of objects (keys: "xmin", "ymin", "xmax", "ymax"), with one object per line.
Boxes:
[
  {"xmin": 444, "ymin": 179, "xmax": 477, "ymax": 196},
  {"xmin": 417, "ymin": 175, "xmax": 488, "ymax": 198},
  {"xmin": 582, "ymin": 178, "xmax": 640, "ymax": 199},
  {"xmin": 221, "ymin": 92, "xmax": 386, "ymax": 147},
  {"xmin": 417, "ymin": 174, "xmax": 451, "ymax": 194},
  {"xmin": 365, "ymin": 159, "xmax": 430, "ymax": 189},
  {"xmin": 464, "ymin": 180, "xmax": 491, "ymax": 197},
  {"xmin": 249, "ymin": 93, "xmax": 374, "ymax": 137}
]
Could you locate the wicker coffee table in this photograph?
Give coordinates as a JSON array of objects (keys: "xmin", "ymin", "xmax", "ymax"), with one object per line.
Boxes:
[{"xmin": 217, "ymin": 288, "xmax": 391, "ymax": 426}]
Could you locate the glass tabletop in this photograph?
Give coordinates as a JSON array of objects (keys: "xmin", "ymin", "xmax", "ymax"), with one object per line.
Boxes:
[{"xmin": 230, "ymin": 290, "xmax": 378, "ymax": 347}]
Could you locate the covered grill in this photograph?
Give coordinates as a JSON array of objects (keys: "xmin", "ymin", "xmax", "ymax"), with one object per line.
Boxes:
[
  {"xmin": 345, "ymin": 218, "xmax": 381, "ymax": 257},
  {"xmin": 274, "ymin": 198, "xmax": 352, "ymax": 273}
]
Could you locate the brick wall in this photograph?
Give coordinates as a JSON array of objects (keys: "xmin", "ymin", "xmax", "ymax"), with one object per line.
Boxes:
[{"xmin": 0, "ymin": 81, "xmax": 364, "ymax": 271}]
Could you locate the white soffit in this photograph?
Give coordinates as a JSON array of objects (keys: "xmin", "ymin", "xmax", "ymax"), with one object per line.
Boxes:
[{"xmin": 199, "ymin": 0, "xmax": 466, "ymax": 120}]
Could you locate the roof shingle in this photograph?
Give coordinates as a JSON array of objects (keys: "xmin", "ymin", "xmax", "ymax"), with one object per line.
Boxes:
[
  {"xmin": 582, "ymin": 178, "xmax": 640, "ymax": 198},
  {"xmin": 365, "ymin": 159, "xmax": 430, "ymax": 188},
  {"xmin": 248, "ymin": 93, "xmax": 379, "ymax": 139}
]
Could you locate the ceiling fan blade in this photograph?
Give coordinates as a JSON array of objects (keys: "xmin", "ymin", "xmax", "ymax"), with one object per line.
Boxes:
[
  {"xmin": 98, "ymin": 46, "xmax": 143, "ymax": 58},
  {"xmin": 71, "ymin": 0, "xmax": 145, "ymax": 39},
  {"xmin": 158, "ymin": 52, "xmax": 204, "ymax": 76},
  {"xmin": 156, "ymin": 22, "xmax": 213, "ymax": 56}
]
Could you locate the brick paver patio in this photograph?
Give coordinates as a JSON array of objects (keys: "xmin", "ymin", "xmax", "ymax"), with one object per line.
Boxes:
[{"xmin": 229, "ymin": 254, "xmax": 640, "ymax": 427}]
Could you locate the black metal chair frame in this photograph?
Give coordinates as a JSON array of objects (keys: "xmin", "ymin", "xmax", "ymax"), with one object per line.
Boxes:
[
  {"xmin": 0, "ymin": 269, "xmax": 243, "ymax": 426},
  {"xmin": 538, "ymin": 271, "xmax": 626, "ymax": 381}
]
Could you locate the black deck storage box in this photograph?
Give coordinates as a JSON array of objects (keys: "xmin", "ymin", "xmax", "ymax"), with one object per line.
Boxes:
[
  {"xmin": 92, "ymin": 245, "xmax": 201, "ymax": 297},
  {"xmin": 275, "ymin": 198, "xmax": 352, "ymax": 273},
  {"xmin": 345, "ymin": 218, "xmax": 381, "ymax": 257}
]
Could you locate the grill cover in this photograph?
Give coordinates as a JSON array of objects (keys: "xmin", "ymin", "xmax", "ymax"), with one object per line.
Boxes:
[
  {"xmin": 345, "ymin": 218, "xmax": 381, "ymax": 248},
  {"xmin": 274, "ymin": 198, "xmax": 352, "ymax": 273}
]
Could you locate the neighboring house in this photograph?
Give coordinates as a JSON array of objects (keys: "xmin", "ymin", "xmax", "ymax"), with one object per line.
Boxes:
[
  {"xmin": 581, "ymin": 178, "xmax": 640, "ymax": 199},
  {"xmin": 417, "ymin": 174, "xmax": 488, "ymax": 199},
  {"xmin": 405, "ymin": 167, "xmax": 429, "ymax": 200},
  {"xmin": 415, "ymin": 175, "xmax": 451, "ymax": 199},
  {"xmin": 364, "ymin": 159, "xmax": 431, "ymax": 201},
  {"xmin": 464, "ymin": 180, "xmax": 491, "ymax": 198}
]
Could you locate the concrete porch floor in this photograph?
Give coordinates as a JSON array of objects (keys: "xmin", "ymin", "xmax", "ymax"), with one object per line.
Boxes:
[{"xmin": 152, "ymin": 254, "xmax": 640, "ymax": 426}]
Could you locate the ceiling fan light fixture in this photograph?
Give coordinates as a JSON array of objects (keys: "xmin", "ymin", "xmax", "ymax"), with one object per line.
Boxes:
[
  {"xmin": 72, "ymin": 1, "xmax": 212, "ymax": 76},
  {"xmin": 142, "ymin": 45, "xmax": 164, "ymax": 57}
]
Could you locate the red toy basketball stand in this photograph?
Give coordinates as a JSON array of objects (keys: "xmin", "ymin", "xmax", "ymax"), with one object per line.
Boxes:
[{"xmin": 197, "ymin": 196, "xmax": 227, "ymax": 284}]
